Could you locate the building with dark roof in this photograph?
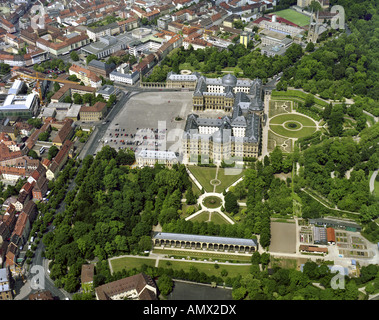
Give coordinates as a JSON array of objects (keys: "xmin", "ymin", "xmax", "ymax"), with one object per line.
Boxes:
[
  {"xmin": 88, "ymin": 59, "xmax": 116, "ymax": 78},
  {"xmin": 95, "ymin": 273, "xmax": 157, "ymax": 300},
  {"xmin": 181, "ymin": 74, "xmax": 263, "ymax": 164}
]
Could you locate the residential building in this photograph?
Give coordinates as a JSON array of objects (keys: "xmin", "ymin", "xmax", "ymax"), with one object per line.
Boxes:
[
  {"xmin": 86, "ymin": 22, "xmax": 120, "ymax": 41},
  {"xmin": 36, "ymin": 31, "xmax": 90, "ymax": 56},
  {"xmin": 48, "ymin": 140, "xmax": 74, "ymax": 179},
  {"xmin": 0, "ymin": 268, "xmax": 12, "ymax": 300},
  {"xmin": 28, "ymin": 290, "xmax": 54, "ymax": 300},
  {"xmin": 52, "ymin": 118, "xmax": 74, "ymax": 147},
  {"xmin": 50, "ymin": 84, "xmax": 96, "ymax": 103},
  {"xmin": 69, "ymin": 64, "xmax": 102, "ymax": 88},
  {"xmin": 81, "ymin": 264, "xmax": 95, "ymax": 293}
]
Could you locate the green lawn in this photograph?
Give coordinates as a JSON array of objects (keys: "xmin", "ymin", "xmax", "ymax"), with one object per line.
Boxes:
[
  {"xmin": 267, "ymin": 130, "xmax": 293, "ymax": 153},
  {"xmin": 188, "ymin": 211, "xmax": 231, "ymax": 225},
  {"xmin": 273, "ymin": 9, "xmax": 310, "ymax": 27},
  {"xmin": 153, "ymin": 248, "xmax": 252, "ymax": 261},
  {"xmin": 270, "ymin": 113, "xmax": 317, "ymax": 127},
  {"xmin": 270, "ymin": 123, "xmax": 317, "ymax": 138},
  {"xmin": 158, "ymin": 259, "xmax": 252, "ymax": 278},
  {"xmin": 110, "ymin": 256, "xmax": 156, "ymax": 274},
  {"xmin": 109, "ymin": 254, "xmax": 252, "ymax": 277},
  {"xmin": 215, "ymin": 168, "xmax": 245, "ymax": 193},
  {"xmin": 188, "ymin": 166, "xmax": 217, "ymax": 192}
]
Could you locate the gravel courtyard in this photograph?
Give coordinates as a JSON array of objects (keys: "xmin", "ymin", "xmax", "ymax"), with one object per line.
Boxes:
[
  {"xmin": 269, "ymin": 221, "xmax": 297, "ymax": 254},
  {"xmin": 97, "ymin": 91, "xmax": 193, "ymax": 154}
]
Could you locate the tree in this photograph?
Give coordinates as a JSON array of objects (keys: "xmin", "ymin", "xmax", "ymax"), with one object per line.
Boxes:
[
  {"xmin": 305, "ymin": 42, "xmax": 315, "ymax": 52},
  {"xmin": 27, "ymin": 118, "xmax": 43, "ymax": 129},
  {"xmin": 157, "ymin": 274, "xmax": 173, "ymax": 296},
  {"xmin": 70, "ymin": 51, "xmax": 79, "ymax": 61},
  {"xmin": 224, "ymin": 191, "xmax": 239, "ymax": 214},
  {"xmin": 185, "ymin": 188, "xmax": 196, "ymax": 205},
  {"xmin": 28, "ymin": 149, "xmax": 39, "ymax": 159},
  {"xmin": 86, "ymin": 54, "xmax": 97, "ymax": 65},
  {"xmin": 304, "ymin": 93, "xmax": 315, "ymax": 108},
  {"xmin": 138, "ymin": 236, "xmax": 152, "ymax": 252},
  {"xmin": 48, "ymin": 145, "xmax": 59, "ymax": 160},
  {"xmin": 270, "ymin": 147, "xmax": 283, "ymax": 173},
  {"xmin": 38, "ymin": 131, "xmax": 50, "ymax": 141}
]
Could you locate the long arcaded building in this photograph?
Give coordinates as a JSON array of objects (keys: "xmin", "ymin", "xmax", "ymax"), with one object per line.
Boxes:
[{"xmin": 153, "ymin": 232, "xmax": 258, "ymax": 253}]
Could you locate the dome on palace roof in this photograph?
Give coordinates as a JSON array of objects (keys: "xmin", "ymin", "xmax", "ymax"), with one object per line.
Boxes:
[{"xmin": 222, "ymin": 74, "xmax": 237, "ymax": 87}]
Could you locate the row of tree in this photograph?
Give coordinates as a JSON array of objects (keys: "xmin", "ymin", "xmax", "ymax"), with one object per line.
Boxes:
[{"xmin": 42, "ymin": 146, "xmax": 192, "ymax": 292}]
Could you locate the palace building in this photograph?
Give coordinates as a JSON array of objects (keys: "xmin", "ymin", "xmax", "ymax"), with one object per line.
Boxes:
[{"xmin": 180, "ymin": 73, "xmax": 263, "ymax": 164}]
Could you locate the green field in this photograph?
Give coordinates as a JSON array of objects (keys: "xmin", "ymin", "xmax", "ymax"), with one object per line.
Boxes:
[
  {"xmin": 110, "ymin": 256, "xmax": 156, "ymax": 273},
  {"xmin": 267, "ymin": 130, "xmax": 293, "ymax": 153},
  {"xmin": 270, "ymin": 113, "xmax": 316, "ymax": 127},
  {"xmin": 187, "ymin": 166, "xmax": 244, "ymax": 193},
  {"xmin": 270, "ymin": 124, "xmax": 316, "ymax": 138},
  {"xmin": 110, "ymin": 255, "xmax": 252, "ymax": 277},
  {"xmin": 189, "ymin": 211, "xmax": 231, "ymax": 225},
  {"xmin": 273, "ymin": 9, "xmax": 310, "ymax": 27},
  {"xmin": 269, "ymin": 113, "xmax": 317, "ymax": 138},
  {"xmin": 160, "ymin": 259, "xmax": 252, "ymax": 278}
]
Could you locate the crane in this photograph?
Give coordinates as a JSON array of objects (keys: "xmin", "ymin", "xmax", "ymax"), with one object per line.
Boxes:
[{"xmin": 12, "ymin": 71, "xmax": 79, "ymax": 106}]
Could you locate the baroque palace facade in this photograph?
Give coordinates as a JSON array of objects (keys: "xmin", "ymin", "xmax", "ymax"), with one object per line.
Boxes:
[{"xmin": 166, "ymin": 72, "xmax": 263, "ymax": 165}]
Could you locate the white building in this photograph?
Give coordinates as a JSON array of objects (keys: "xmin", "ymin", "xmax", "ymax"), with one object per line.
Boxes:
[
  {"xmin": 136, "ymin": 149, "xmax": 178, "ymax": 167},
  {"xmin": 109, "ymin": 63, "xmax": 140, "ymax": 85}
]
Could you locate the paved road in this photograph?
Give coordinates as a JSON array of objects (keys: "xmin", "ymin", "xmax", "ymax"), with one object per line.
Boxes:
[
  {"xmin": 369, "ymin": 169, "xmax": 378, "ymax": 193},
  {"xmin": 78, "ymin": 90, "xmax": 135, "ymax": 159}
]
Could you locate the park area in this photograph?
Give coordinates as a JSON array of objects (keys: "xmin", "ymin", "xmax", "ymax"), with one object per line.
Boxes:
[
  {"xmin": 109, "ymin": 255, "xmax": 252, "ymax": 277},
  {"xmin": 269, "ymin": 113, "xmax": 317, "ymax": 138},
  {"xmin": 188, "ymin": 211, "xmax": 231, "ymax": 225},
  {"xmin": 187, "ymin": 166, "xmax": 244, "ymax": 193},
  {"xmin": 267, "ymin": 93, "xmax": 322, "ymax": 153},
  {"xmin": 273, "ymin": 9, "xmax": 311, "ymax": 27}
]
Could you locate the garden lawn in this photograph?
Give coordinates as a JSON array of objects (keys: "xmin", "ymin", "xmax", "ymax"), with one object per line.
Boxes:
[
  {"xmin": 187, "ymin": 166, "xmax": 217, "ymax": 192},
  {"xmin": 110, "ymin": 256, "xmax": 156, "ymax": 274},
  {"xmin": 215, "ymin": 168, "xmax": 244, "ymax": 193},
  {"xmin": 158, "ymin": 259, "xmax": 252, "ymax": 277},
  {"xmin": 270, "ymin": 113, "xmax": 317, "ymax": 127},
  {"xmin": 188, "ymin": 211, "xmax": 231, "ymax": 225},
  {"xmin": 270, "ymin": 124, "xmax": 317, "ymax": 138}
]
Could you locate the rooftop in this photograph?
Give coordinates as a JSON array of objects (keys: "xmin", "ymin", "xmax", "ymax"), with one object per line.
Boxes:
[{"xmin": 153, "ymin": 232, "xmax": 258, "ymax": 247}]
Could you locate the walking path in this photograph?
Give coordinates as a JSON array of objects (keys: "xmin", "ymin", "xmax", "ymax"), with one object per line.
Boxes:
[
  {"xmin": 184, "ymin": 165, "xmax": 240, "ymax": 225},
  {"xmin": 370, "ymin": 169, "xmax": 378, "ymax": 193},
  {"xmin": 185, "ymin": 192, "xmax": 235, "ymax": 225}
]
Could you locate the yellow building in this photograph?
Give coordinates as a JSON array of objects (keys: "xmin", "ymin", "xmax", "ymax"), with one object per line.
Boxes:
[
  {"xmin": 240, "ymin": 31, "xmax": 252, "ymax": 47},
  {"xmin": 79, "ymin": 101, "xmax": 107, "ymax": 121}
]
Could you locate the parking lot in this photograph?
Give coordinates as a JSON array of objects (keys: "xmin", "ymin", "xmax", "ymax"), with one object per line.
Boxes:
[{"xmin": 95, "ymin": 91, "xmax": 193, "ymax": 155}]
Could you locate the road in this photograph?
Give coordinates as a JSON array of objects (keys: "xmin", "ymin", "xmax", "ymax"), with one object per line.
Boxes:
[{"xmin": 369, "ymin": 169, "xmax": 378, "ymax": 193}]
